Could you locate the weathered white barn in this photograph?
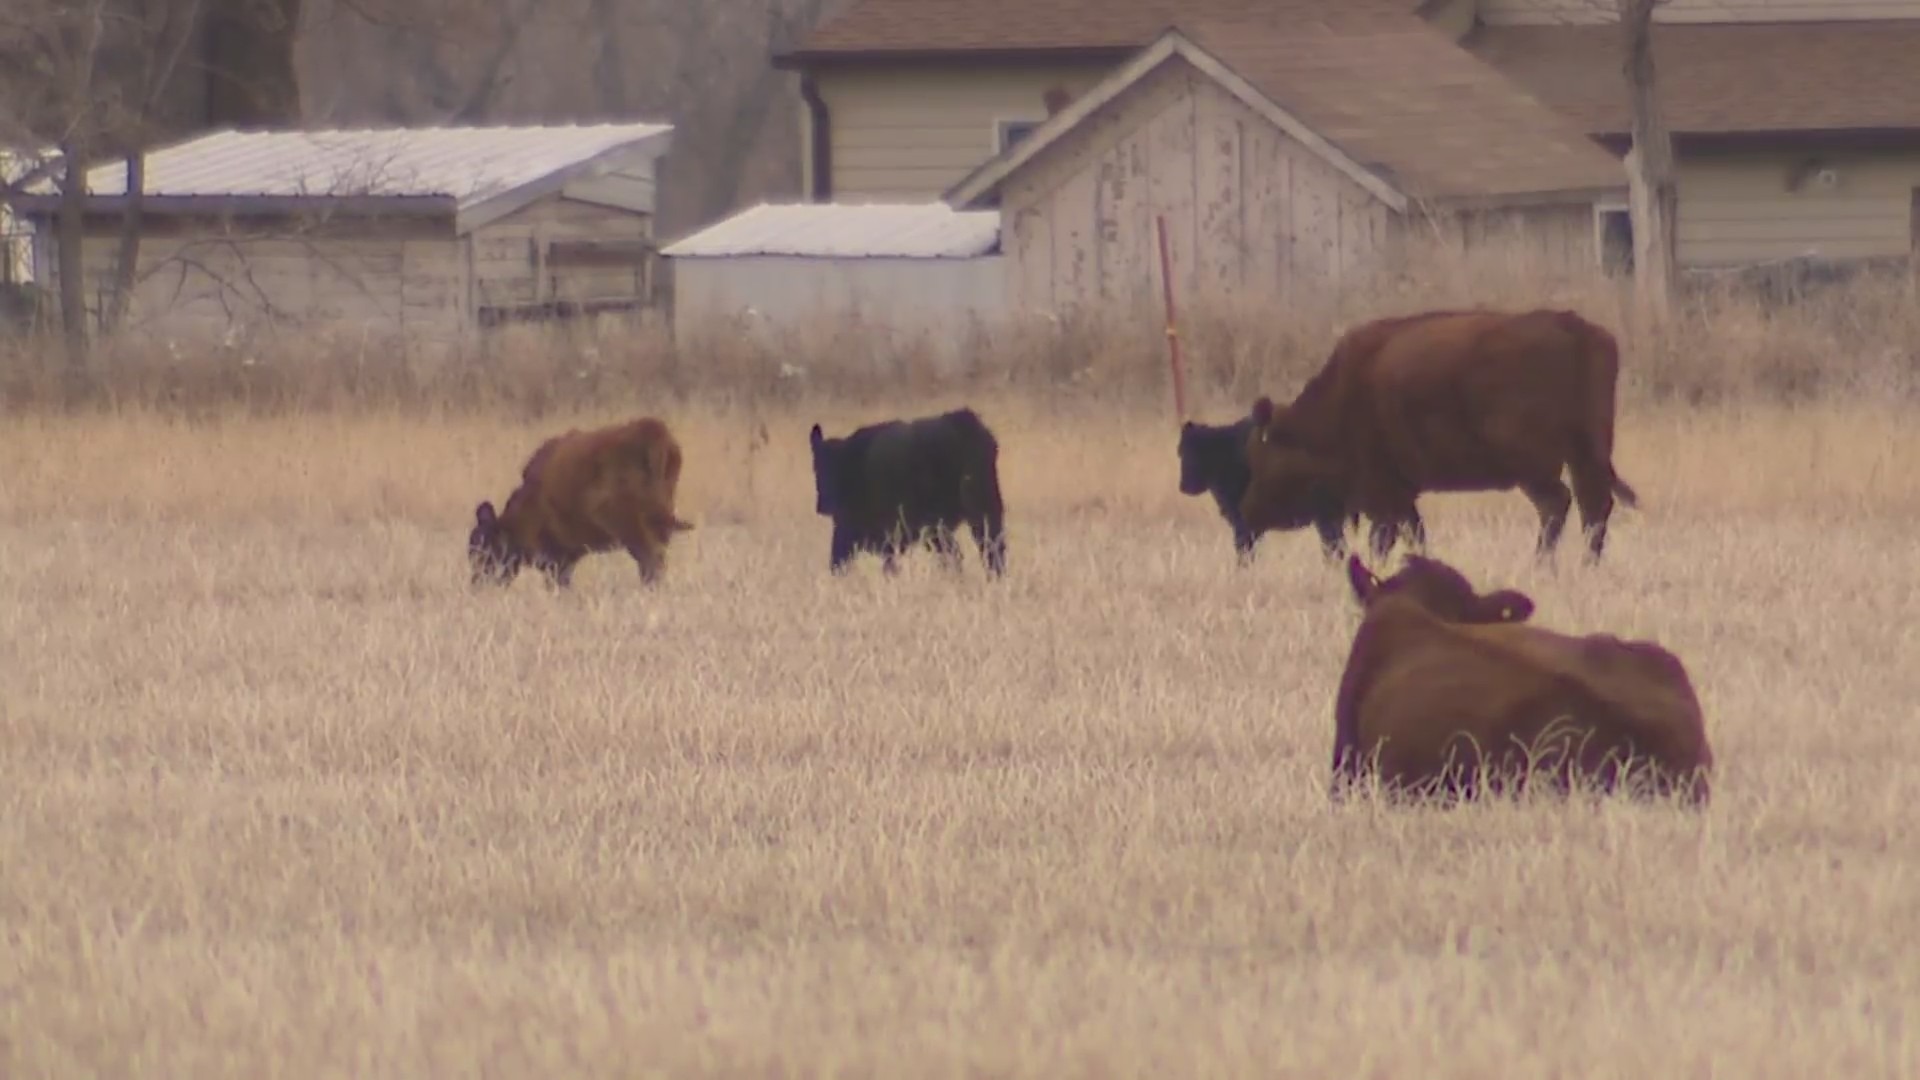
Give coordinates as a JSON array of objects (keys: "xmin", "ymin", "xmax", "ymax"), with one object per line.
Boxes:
[
  {"xmin": 661, "ymin": 201, "xmax": 1005, "ymax": 342},
  {"xmin": 943, "ymin": 17, "xmax": 1629, "ymax": 314},
  {"xmin": 12, "ymin": 122, "xmax": 674, "ymax": 344}
]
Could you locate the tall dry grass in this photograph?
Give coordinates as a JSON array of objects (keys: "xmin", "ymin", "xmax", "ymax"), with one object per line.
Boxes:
[{"xmin": 3, "ymin": 246, "xmax": 1919, "ymax": 1076}]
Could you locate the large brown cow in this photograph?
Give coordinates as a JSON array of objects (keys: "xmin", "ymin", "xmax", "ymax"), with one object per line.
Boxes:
[
  {"xmin": 1240, "ymin": 308, "xmax": 1641, "ymax": 562},
  {"xmin": 468, "ymin": 417, "xmax": 695, "ymax": 588},
  {"xmin": 1329, "ymin": 553, "xmax": 1713, "ymax": 807}
]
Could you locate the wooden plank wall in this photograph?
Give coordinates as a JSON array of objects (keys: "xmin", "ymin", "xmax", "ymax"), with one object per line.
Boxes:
[
  {"xmin": 68, "ymin": 215, "xmax": 466, "ymax": 342},
  {"xmin": 1001, "ymin": 58, "xmax": 1394, "ymax": 316},
  {"xmin": 467, "ymin": 197, "xmax": 655, "ymax": 313}
]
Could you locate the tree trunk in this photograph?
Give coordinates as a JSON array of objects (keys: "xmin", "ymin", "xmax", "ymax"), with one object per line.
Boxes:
[
  {"xmin": 104, "ymin": 150, "xmax": 146, "ymax": 334},
  {"xmin": 1619, "ymin": 0, "xmax": 1677, "ymax": 321},
  {"xmin": 55, "ymin": 139, "xmax": 90, "ymax": 381}
]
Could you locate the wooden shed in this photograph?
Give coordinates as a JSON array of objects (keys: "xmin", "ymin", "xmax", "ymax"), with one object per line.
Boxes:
[
  {"xmin": 943, "ymin": 15, "xmax": 1629, "ymax": 314},
  {"xmin": 12, "ymin": 122, "xmax": 674, "ymax": 344}
]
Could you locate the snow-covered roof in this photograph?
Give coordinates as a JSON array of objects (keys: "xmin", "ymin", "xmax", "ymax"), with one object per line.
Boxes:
[
  {"xmin": 14, "ymin": 122, "xmax": 674, "ymax": 233},
  {"xmin": 662, "ymin": 201, "xmax": 1001, "ymax": 259}
]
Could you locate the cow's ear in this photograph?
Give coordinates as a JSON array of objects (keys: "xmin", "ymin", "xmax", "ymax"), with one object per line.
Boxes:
[
  {"xmin": 809, "ymin": 423, "xmax": 824, "ymax": 450},
  {"xmin": 475, "ymin": 501, "xmax": 496, "ymax": 527},
  {"xmin": 1251, "ymin": 396, "xmax": 1275, "ymax": 427},
  {"xmin": 1346, "ymin": 554, "xmax": 1380, "ymax": 606}
]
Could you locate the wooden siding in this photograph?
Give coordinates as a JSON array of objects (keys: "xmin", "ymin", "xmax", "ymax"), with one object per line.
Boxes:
[
  {"xmin": 672, "ymin": 256, "xmax": 1006, "ymax": 334},
  {"xmin": 1002, "ymin": 59, "xmax": 1399, "ymax": 314},
  {"xmin": 467, "ymin": 196, "xmax": 655, "ymax": 315},
  {"xmin": 1677, "ymin": 150, "xmax": 1920, "ymax": 265},
  {"xmin": 61, "ymin": 218, "xmax": 467, "ymax": 341},
  {"xmin": 1419, "ymin": 202, "xmax": 1600, "ymax": 270},
  {"xmin": 815, "ymin": 61, "xmax": 1117, "ymax": 198},
  {"xmin": 1480, "ymin": 0, "xmax": 1920, "ymax": 22}
]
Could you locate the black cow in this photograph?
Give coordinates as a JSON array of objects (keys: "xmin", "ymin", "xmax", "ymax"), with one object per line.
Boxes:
[
  {"xmin": 808, "ymin": 408, "xmax": 1008, "ymax": 577},
  {"xmin": 1179, "ymin": 413, "xmax": 1346, "ymax": 564}
]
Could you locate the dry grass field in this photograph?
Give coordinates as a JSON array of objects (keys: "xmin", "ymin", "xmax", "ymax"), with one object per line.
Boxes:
[{"xmin": 4, "ymin": 275, "xmax": 1920, "ymax": 1076}]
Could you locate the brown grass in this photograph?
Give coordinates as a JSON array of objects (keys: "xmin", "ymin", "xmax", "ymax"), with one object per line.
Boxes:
[{"xmin": 3, "ymin": 253, "xmax": 1919, "ymax": 1076}]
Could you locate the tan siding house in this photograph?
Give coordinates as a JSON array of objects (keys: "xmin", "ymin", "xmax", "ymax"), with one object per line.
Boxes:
[
  {"xmin": 14, "ymin": 123, "xmax": 674, "ymax": 346},
  {"xmin": 945, "ymin": 20, "xmax": 1624, "ymax": 314},
  {"xmin": 812, "ymin": 63, "xmax": 1114, "ymax": 198},
  {"xmin": 1461, "ymin": 7, "xmax": 1920, "ymax": 267}
]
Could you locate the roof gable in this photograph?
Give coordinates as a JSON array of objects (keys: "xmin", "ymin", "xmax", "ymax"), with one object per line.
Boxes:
[
  {"xmin": 946, "ymin": 17, "xmax": 1624, "ymax": 210},
  {"xmin": 13, "ymin": 122, "xmax": 675, "ymax": 233},
  {"xmin": 944, "ymin": 30, "xmax": 1411, "ymax": 212}
]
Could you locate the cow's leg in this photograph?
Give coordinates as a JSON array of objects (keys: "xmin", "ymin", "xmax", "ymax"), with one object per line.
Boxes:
[
  {"xmin": 1369, "ymin": 505, "xmax": 1425, "ymax": 559},
  {"xmin": 539, "ymin": 553, "xmax": 579, "ymax": 590},
  {"xmin": 627, "ymin": 541, "xmax": 665, "ymax": 585},
  {"xmin": 1567, "ymin": 455, "xmax": 1620, "ymax": 564},
  {"xmin": 828, "ymin": 521, "xmax": 859, "ymax": 575},
  {"xmin": 1311, "ymin": 513, "xmax": 1344, "ymax": 562},
  {"xmin": 1234, "ymin": 524, "xmax": 1258, "ymax": 566},
  {"xmin": 1523, "ymin": 477, "xmax": 1575, "ymax": 559},
  {"xmin": 879, "ymin": 530, "xmax": 904, "ymax": 577},
  {"xmin": 1403, "ymin": 506, "xmax": 1429, "ymax": 553},
  {"xmin": 966, "ymin": 488, "xmax": 1009, "ymax": 578},
  {"xmin": 928, "ymin": 522, "xmax": 965, "ymax": 575}
]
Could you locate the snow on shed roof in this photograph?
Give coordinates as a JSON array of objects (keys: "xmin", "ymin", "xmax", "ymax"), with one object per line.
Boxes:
[
  {"xmin": 15, "ymin": 122, "xmax": 673, "ymax": 233},
  {"xmin": 661, "ymin": 202, "xmax": 1001, "ymax": 259}
]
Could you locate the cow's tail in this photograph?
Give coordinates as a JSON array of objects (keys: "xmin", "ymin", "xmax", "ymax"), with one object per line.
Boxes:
[
  {"xmin": 646, "ymin": 435, "xmax": 684, "ymax": 490},
  {"xmin": 1561, "ymin": 311, "xmax": 1640, "ymax": 511}
]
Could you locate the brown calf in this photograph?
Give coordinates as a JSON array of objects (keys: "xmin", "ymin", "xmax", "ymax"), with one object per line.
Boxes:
[{"xmin": 468, "ymin": 417, "xmax": 695, "ymax": 589}]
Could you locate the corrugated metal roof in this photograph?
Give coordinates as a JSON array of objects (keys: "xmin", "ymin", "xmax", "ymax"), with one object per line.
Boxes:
[
  {"xmin": 58, "ymin": 122, "xmax": 672, "ymax": 206},
  {"xmin": 661, "ymin": 202, "xmax": 1001, "ymax": 259}
]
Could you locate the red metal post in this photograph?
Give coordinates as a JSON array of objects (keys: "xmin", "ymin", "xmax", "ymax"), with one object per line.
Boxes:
[{"xmin": 1155, "ymin": 214, "xmax": 1188, "ymax": 423}]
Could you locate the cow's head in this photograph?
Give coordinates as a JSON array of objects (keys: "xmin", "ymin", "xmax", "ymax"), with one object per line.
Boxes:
[
  {"xmin": 807, "ymin": 423, "xmax": 848, "ymax": 516},
  {"xmin": 468, "ymin": 500, "xmax": 524, "ymax": 586},
  {"xmin": 1176, "ymin": 420, "xmax": 1227, "ymax": 496},
  {"xmin": 1346, "ymin": 553, "xmax": 1535, "ymax": 624}
]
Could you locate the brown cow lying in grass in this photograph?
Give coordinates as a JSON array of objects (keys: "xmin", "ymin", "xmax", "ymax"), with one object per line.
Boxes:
[
  {"xmin": 468, "ymin": 417, "xmax": 695, "ymax": 589},
  {"xmin": 1329, "ymin": 554, "xmax": 1714, "ymax": 808},
  {"xmin": 1242, "ymin": 308, "xmax": 1641, "ymax": 563}
]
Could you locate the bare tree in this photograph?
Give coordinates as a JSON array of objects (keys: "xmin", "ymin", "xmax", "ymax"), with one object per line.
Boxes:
[
  {"xmin": 1615, "ymin": 0, "xmax": 1677, "ymax": 319},
  {"xmin": 0, "ymin": 0, "xmax": 305, "ymax": 374},
  {"xmin": 300, "ymin": 0, "xmax": 849, "ymax": 235}
]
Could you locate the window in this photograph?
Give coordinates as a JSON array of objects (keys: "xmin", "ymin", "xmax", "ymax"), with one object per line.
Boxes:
[
  {"xmin": 996, "ymin": 119, "xmax": 1042, "ymax": 154},
  {"xmin": 1596, "ymin": 206, "xmax": 1634, "ymax": 276}
]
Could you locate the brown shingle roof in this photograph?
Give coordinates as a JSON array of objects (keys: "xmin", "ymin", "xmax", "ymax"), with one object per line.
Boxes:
[
  {"xmin": 787, "ymin": 0, "xmax": 1419, "ymax": 58},
  {"xmin": 1182, "ymin": 16, "xmax": 1624, "ymax": 200},
  {"xmin": 1467, "ymin": 22, "xmax": 1920, "ymax": 136}
]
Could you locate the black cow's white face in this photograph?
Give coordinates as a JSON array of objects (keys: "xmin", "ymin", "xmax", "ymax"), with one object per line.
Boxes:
[{"xmin": 808, "ymin": 423, "xmax": 846, "ymax": 516}]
